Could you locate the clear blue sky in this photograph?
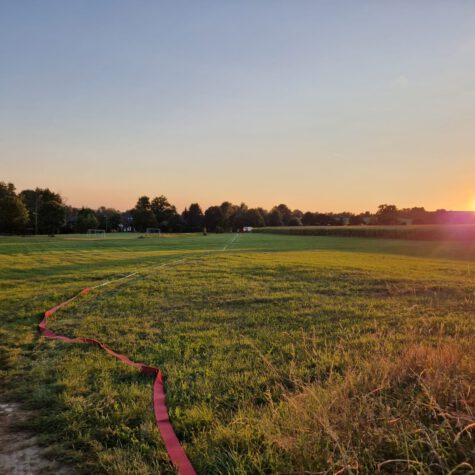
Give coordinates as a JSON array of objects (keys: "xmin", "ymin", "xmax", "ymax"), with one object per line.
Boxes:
[{"xmin": 1, "ymin": 1, "xmax": 474, "ymax": 212}]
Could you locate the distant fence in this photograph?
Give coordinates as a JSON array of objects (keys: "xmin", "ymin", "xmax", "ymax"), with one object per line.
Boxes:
[{"xmin": 254, "ymin": 225, "xmax": 475, "ymax": 241}]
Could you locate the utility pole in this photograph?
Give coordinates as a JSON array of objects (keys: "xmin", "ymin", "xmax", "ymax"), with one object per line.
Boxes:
[
  {"xmin": 34, "ymin": 192, "xmax": 43, "ymax": 235},
  {"xmin": 34, "ymin": 193, "xmax": 39, "ymax": 235}
]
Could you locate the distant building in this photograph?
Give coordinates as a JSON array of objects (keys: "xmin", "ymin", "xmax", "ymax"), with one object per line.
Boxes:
[
  {"xmin": 121, "ymin": 212, "xmax": 134, "ymax": 232},
  {"xmin": 242, "ymin": 226, "xmax": 253, "ymax": 232},
  {"xmin": 398, "ymin": 218, "xmax": 413, "ymax": 225}
]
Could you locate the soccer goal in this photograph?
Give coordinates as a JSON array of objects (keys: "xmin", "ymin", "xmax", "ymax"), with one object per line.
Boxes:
[
  {"xmin": 87, "ymin": 229, "xmax": 106, "ymax": 237},
  {"xmin": 145, "ymin": 228, "xmax": 161, "ymax": 236}
]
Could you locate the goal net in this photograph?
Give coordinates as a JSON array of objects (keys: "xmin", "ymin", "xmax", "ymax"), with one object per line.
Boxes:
[
  {"xmin": 87, "ymin": 229, "xmax": 106, "ymax": 237},
  {"xmin": 145, "ymin": 228, "xmax": 161, "ymax": 236}
]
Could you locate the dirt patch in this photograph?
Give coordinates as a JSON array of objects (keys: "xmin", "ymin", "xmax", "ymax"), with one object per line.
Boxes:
[{"xmin": 0, "ymin": 402, "xmax": 68, "ymax": 475}]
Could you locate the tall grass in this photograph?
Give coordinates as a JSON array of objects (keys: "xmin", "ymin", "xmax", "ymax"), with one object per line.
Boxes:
[{"xmin": 259, "ymin": 335, "xmax": 474, "ymax": 474}]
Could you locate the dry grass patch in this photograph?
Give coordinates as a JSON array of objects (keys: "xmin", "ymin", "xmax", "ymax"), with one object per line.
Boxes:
[{"xmin": 263, "ymin": 340, "xmax": 475, "ymax": 474}]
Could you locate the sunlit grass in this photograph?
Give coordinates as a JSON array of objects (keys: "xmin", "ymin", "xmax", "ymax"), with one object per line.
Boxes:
[{"xmin": 0, "ymin": 233, "xmax": 474, "ymax": 473}]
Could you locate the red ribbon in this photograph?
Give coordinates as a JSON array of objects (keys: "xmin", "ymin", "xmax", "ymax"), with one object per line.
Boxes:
[{"xmin": 39, "ymin": 287, "xmax": 196, "ymax": 475}]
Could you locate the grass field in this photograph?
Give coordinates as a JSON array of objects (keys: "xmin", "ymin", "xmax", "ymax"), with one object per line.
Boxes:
[
  {"xmin": 255, "ymin": 224, "xmax": 475, "ymax": 241},
  {"xmin": 1, "ymin": 233, "xmax": 474, "ymax": 474}
]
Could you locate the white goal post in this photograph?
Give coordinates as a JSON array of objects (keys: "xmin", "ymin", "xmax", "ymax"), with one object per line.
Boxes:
[
  {"xmin": 87, "ymin": 229, "xmax": 106, "ymax": 237},
  {"xmin": 145, "ymin": 228, "xmax": 161, "ymax": 235}
]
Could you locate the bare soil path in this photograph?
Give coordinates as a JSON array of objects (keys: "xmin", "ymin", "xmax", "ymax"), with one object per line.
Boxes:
[{"xmin": 0, "ymin": 402, "xmax": 68, "ymax": 475}]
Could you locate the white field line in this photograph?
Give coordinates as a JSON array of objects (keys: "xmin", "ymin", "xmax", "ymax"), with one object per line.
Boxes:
[
  {"xmin": 88, "ymin": 233, "xmax": 238, "ymax": 291},
  {"xmin": 44, "ymin": 233, "xmax": 241, "ymax": 341},
  {"xmin": 90, "ymin": 272, "xmax": 139, "ymax": 289},
  {"xmin": 222, "ymin": 233, "xmax": 239, "ymax": 250}
]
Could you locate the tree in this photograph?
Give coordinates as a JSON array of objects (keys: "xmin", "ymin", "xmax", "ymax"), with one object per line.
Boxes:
[
  {"xmin": 292, "ymin": 209, "xmax": 303, "ymax": 219},
  {"xmin": 302, "ymin": 211, "xmax": 315, "ymax": 226},
  {"xmin": 219, "ymin": 201, "xmax": 238, "ymax": 231},
  {"xmin": 132, "ymin": 209, "xmax": 157, "ymax": 231},
  {"xmin": 257, "ymin": 207, "xmax": 269, "ymax": 225},
  {"xmin": 166, "ymin": 212, "xmax": 186, "ymax": 232},
  {"xmin": 151, "ymin": 195, "xmax": 179, "ymax": 231},
  {"xmin": 349, "ymin": 214, "xmax": 364, "ymax": 225},
  {"xmin": 96, "ymin": 207, "xmax": 122, "ymax": 231},
  {"xmin": 182, "ymin": 203, "xmax": 204, "ymax": 230},
  {"xmin": 0, "ymin": 182, "xmax": 28, "ymax": 233},
  {"xmin": 18, "ymin": 189, "xmax": 39, "ymax": 232},
  {"xmin": 63, "ymin": 206, "xmax": 79, "ymax": 233},
  {"xmin": 376, "ymin": 204, "xmax": 399, "ymax": 225},
  {"xmin": 20, "ymin": 187, "xmax": 65, "ymax": 234},
  {"xmin": 400, "ymin": 206, "xmax": 430, "ymax": 225},
  {"xmin": 131, "ymin": 196, "xmax": 157, "ymax": 231},
  {"xmin": 268, "ymin": 208, "xmax": 283, "ymax": 226},
  {"xmin": 314, "ymin": 213, "xmax": 338, "ymax": 225},
  {"xmin": 39, "ymin": 200, "xmax": 66, "ymax": 234},
  {"xmin": 77, "ymin": 213, "xmax": 99, "ymax": 232},
  {"xmin": 204, "ymin": 206, "xmax": 223, "ymax": 232},
  {"xmin": 230, "ymin": 203, "xmax": 249, "ymax": 230},
  {"xmin": 244, "ymin": 208, "xmax": 265, "ymax": 227},
  {"xmin": 151, "ymin": 195, "xmax": 176, "ymax": 220},
  {"xmin": 288, "ymin": 216, "xmax": 302, "ymax": 226},
  {"xmin": 276, "ymin": 204, "xmax": 292, "ymax": 225},
  {"xmin": 135, "ymin": 196, "xmax": 152, "ymax": 210}
]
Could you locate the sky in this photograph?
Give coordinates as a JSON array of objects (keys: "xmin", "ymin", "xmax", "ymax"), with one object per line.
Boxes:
[{"xmin": 1, "ymin": 1, "xmax": 474, "ymax": 213}]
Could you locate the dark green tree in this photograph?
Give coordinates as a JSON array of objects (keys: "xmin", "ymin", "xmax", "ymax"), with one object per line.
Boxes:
[
  {"xmin": 76, "ymin": 208, "xmax": 99, "ymax": 232},
  {"xmin": 276, "ymin": 204, "xmax": 292, "ymax": 225},
  {"xmin": 349, "ymin": 214, "xmax": 364, "ymax": 225},
  {"xmin": 314, "ymin": 213, "xmax": 337, "ymax": 225},
  {"xmin": 131, "ymin": 196, "xmax": 157, "ymax": 231},
  {"xmin": 302, "ymin": 211, "xmax": 315, "ymax": 225},
  {"xmin": 230, "ymin": 203, "xmax": 248, "ymax": 230},
  {"xmin": 244, "ymin": 208, "xmax": 265, "ymax": 227},
  {"xmin": 151, "ymin": 195, "xmax": 179, "ymax": 231},
  {"xmin": 0, "ymin": 182, "xmax": 29, "ymax": 233},
  {"xmin": 204, "ymin": 206, "xmax": 223, "ymax": 232},
  {"xmin": 39, "ymin": 200, "xmax": 66, "ymax": 234},
  {"xmin": 257, "ymin": 207, "xmax": 269, "ymax": 225},
  {"xmin": 20, "ymin": 188, "xmax": 65, "ymax": 234},
  {"xmin": 219, "ymin": 201, "xmax": 238, "ymax": 231},
  {"xmin": 376, "ymin": 204, "xmax": 399, "ymax": 225},
  {"xmin": 77, "ymin": 214, "xmax": 99, "ymax": 232},
  {"xmin": 268, "ymin": 208, "xmax": 283, "ymax": 226},
  {"xmin": 96, "ymin": 207, "xmax": 122, "ymax": 231},
  {"xmin": 182, "ymin": 203, "xmax": 204, "ymax": 230},
  {"xmin": 288, "ymin": 216, "xmax": 302, "ymax": 226},
  {"xmin": 135, "ymin": 196, "xmax": 152, "ymax": 210}
]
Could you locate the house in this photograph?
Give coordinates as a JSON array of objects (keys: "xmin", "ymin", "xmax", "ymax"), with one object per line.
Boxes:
[{"xmin": 242, "ymin": 226, "xmax": 253, "ymax": 232}]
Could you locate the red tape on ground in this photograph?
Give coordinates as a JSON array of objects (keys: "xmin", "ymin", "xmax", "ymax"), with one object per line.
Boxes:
[{"xmin": 39, "ymin": 287, "xmax": 196, "ymax": 475}]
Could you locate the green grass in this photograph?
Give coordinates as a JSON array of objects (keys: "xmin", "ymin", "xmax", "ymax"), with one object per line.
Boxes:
[
  {"xmin": 1, "ymin": 233, "xmax": 474, "ymax": 474},
  {"xmin": 256, "ymin": 224, "xmax": 475, "ymax": 241}
]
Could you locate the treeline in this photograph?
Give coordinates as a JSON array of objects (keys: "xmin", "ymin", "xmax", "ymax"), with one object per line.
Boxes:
[
  {"xmin": 1, "ymin": 181, "xmax": 474, "ymax": 235},
  {"xmin": 0, "ymin": 182, "xmax": 123, "ymax": 235}
]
